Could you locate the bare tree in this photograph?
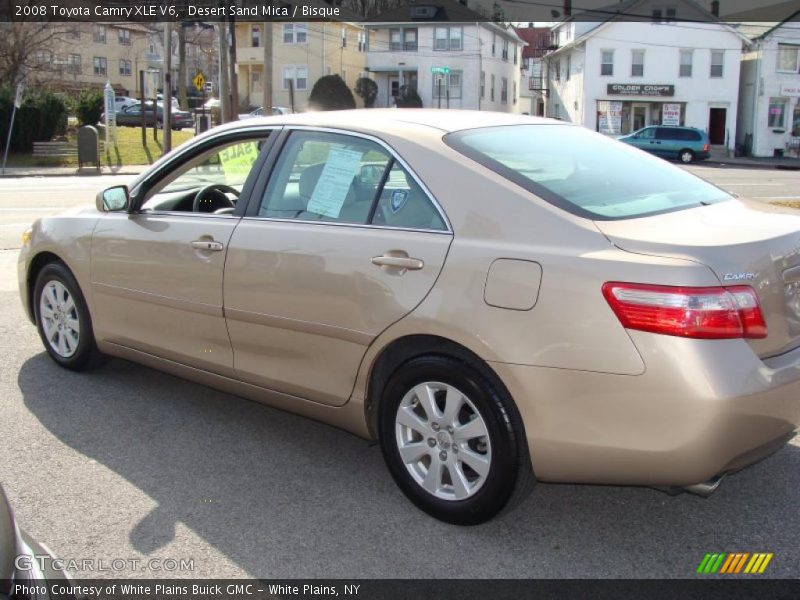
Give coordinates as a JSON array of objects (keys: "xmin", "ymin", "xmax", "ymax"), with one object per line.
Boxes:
[{"xmin": 0, "ymin": 22, "xmax": 70, "ymax": 87}]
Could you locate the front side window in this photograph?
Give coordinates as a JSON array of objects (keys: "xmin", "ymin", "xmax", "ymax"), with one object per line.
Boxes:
[
  {"xmin": 444, "ymin": 125, "xmax": 731, "ymax": 220},
  {"xmin": 140, "ymin": 136, "xmax": 270, "ymax": 213},
  {"xmin": 631, "ymin": 50, "xmax": 644, "ymax": 77},
  {"xmin": 768, "ymin": 99, "xmax": 787, "ymax": 128},
  {"xmin": 258, "ymin": 131, "xmax": 445, "ymax": 230},
  {"xmin": 601, "ymin": 50, "xmax": 614, "ymax": 76},
  {"xmin": 710, "ymin": 50, "xmax": 724, "ymax": 77},
  {"xmin": 679, "ymin": 49, "xmax": 692, "ymax": 77},
  {"xmin": 777, "ymin": 44, "xmax": 800, "ymax": 73}
]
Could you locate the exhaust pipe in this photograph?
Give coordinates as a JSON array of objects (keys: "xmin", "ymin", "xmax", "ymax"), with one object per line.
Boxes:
[{"xmin": 683, "ymin": 474, "xmax": 724, "ymax": 497}]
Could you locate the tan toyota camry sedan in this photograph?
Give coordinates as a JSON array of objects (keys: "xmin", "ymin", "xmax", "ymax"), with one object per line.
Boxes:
[{"xmin": 18, "ymin": 110, "xmax": 800, "ymax": 524}]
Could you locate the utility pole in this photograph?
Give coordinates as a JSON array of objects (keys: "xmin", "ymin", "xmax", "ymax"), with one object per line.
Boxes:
[
  {"xmin": 218, "ymin": 20, "xmax": 229, "ymax": 122},
  {"xmin": 228, "ymin": 15, "xmax": 239, "ymax": 120},
  {"xmin": 164, "ymin": 22, "xmax": 172, "ymax": 152},
  {"xmin": 262, "ymin": 22, "xmax": 273, "ymax": 113}
]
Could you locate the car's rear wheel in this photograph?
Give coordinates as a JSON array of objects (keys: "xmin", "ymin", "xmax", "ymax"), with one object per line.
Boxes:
[
  {"xmin": 679, "ymin": 149, "xmax": 695, "ymax": 163},
  {"xmin": 34, "ymin": 262, "xmax": 104, "ymax": 371},
  {"xmin": 378, "ymin": 355, "xmax": 534, "ymax": 525}
]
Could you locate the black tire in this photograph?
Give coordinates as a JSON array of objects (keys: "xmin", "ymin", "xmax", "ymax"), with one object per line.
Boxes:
[
  {"xmin": 33, "ymin": 261, "xmax": 105, "ymax": 371},
  {"xmin": 378, "ymin": 355, "xmax": 534, "ymax": 525},
  {"xmin": 679, "ymin": 148, "xmax": 695, "ymax": 163}
]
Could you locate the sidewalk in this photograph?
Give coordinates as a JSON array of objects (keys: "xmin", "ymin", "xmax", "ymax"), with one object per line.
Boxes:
[
  {"xmin": 703, "ymin": 147, "xmax": 800, "ymax": 170},
  {"xmin": 0, "ymin": 164, "xmax": 150, "ymax": 178}
]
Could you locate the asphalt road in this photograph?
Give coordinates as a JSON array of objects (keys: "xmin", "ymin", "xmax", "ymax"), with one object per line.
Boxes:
[{"xmin": 0, "ymin": 166, "xmax": 799, "ymax": 579}]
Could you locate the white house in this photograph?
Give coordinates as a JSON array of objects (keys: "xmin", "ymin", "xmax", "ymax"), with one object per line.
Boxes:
[
  {"xmin": 364, "ymin": 0, "xmax": 525, "ymax": 112},
  {"xmin": 736, "ymin": 15, "xmax": 800, "ymax": 157},
  {"xmin": 544, "ymin": 0, "xmax": 750, "ymax": 152}
]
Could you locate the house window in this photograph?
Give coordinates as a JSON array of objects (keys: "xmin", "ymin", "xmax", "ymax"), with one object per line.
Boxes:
[
  {"xmin": 555, "ymin": 59, "xmax": 561, "ymax": 82},
  {"xmin": 389, "ymin": 28, "xmax": 418, "ymax": 51},
  {"xmin": 601, "ymin": 50, "xmax": 614, "ymax": 76},
  {"xmin": 631, "ymin": 50, "xmax": 644, "ymax": 77},
  {"xmin": 513, "ymin": 81, "xmax": 517, "ymax": 104},
  {"xmin": 492, "ymin": 32, "xmax": 496, "ymax": 56},
  {"xmin": 342, "ymin": 68, "xmax": 347, "ymax": 83},
  {"xmin": 500, "ymin": 77, "xmax": 508, "ymax": 103},
  {"xmin": 554, "ymin": 103, "xmax": 561, "ymax": 119},
  {"xmin": 679, "ymin": 49, "xmax": 693, "ymax": 77},
  {"xmin": 118, "ymin": 28, "xmax": 131, "ymax": 45},
  {"xmin": 283, "ymin": 23, "xmax": 307, "ymax": 44},
  {"xmin": 358, "ymin": 32, "xmax": 366, "ymax": 52},
  {"xmin": 480, "ymin": 71, "xmax": 485, "ymax": 98},
  {"xmin": 93, "ymin": 56, "xmax": 107, "ymax": 76},
  {"xmin": 252, "ymin": 71, "xmax": 260, "ymax": 84},
  {"xmin": 513, "ymin": 44, "xmax": 517, "ymax": 65},
  {"xmin": 432, "ymin": 71, "xmax": 462, "ymax": 100},
  {"xmin": 341, "ymin": 27, "xmax": 347, "ymax": 48},
  {"xmin": 252, "ymin": 26, "xmax": 261, "ymax": 47},
  {"xmin": 710, "ymin": 50, "xmax": 724, "ymax": 77},
  {"xmin": 67, "ymin": 54, "xmax": 81, "ymax": 74},
  {"xmin": 282, "ymin": 65, "xmax": 308, "ymax": 91},
  {"xmin": 768, "ymin": 98, "xmax": 787, "ymax": 128},
  {"xmin": 93, "ymin": 25, "xmax": 106, "ymax": 44},
  {"xmin": 652, "ymin": 6, "xmax": 677, "ymax": 22},
  {"xmin": 777, "ymin": 44, "xmax": 800, "ymax": 73},
  {"xmin": 119, "ymin": 59, "xmax": 132, "ymax": 76},
  {"xmin": 434, "ymin": 27, "xmax": 463, "ymax": 51},
  {"xmin": 490, "ymin": 74, "xmax": 495, "ymax": 101},
  {"xmin": 502, "ymin": 38, "xmax": 509, "ymax": 61},
  {"xmin": 565, "ymin": 54, "xmax": 571, "ymax": 81}
]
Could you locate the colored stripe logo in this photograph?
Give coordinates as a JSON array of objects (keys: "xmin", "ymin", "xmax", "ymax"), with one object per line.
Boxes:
[{"xmin": 696, "ymin": 552, "xmax": 773, "ymax": 574}]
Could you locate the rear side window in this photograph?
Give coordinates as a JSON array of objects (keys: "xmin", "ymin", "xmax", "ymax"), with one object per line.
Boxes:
[{"xmin": 444, "ymin": 125, "xmax": 731, "ymax": 220}]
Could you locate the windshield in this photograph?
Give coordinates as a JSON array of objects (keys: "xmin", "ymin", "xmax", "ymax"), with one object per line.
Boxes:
[{"xmin": 444, "ymin": 125, "xmax": 731, "ymax": 220}]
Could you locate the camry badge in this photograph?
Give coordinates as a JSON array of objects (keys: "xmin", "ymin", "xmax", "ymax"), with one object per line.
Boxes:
[{"xmin": 723, "ymin": 272, "xmax": 757, "ymax": 281}]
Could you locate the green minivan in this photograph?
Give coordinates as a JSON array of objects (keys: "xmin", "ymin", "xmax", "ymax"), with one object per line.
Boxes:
[{"xmin": 619, "ymin": 126, "xmax": 710, "ymax": 164}]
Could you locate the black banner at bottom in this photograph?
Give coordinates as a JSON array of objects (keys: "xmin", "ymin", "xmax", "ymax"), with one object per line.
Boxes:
[{"xmin": 4, "ymin": 579, "xmax": 800, "ymax": 600}]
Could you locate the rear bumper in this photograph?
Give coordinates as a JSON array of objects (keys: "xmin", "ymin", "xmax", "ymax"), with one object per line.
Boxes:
[{"xmin": 492, "ymin": 336, "xmax": 800, "ymax": 487}]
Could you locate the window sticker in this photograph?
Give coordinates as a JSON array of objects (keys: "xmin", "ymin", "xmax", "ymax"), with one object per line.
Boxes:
[
  {"xmin": 306, "ymin": 147, "xmax": 363, "ymax": 218},
  {"xmin": 218, "ymin": 142, "xmax": 260, "ymax": 185},
  {"xmin": 390, "ymin": 189, "xmax": 409, "ymax": 213}
]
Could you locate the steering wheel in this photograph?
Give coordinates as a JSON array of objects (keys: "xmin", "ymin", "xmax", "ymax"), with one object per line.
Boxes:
[{"xmin": 192, "ymin": 184, "xmax": 240, "ymax": 213}]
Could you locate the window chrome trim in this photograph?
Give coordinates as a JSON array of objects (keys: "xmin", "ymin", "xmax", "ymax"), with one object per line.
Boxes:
[
  {"xmin": 255, "ymin": 125, "xmax": 453, "ymax": 233},
  {"xmin": 240, "ymin": 214, "xmax": 452, "ymax": 235}
]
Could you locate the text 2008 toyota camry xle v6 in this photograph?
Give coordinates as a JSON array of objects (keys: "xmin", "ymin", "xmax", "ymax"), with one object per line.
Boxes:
[{"xmin": 18, "ymin": 110, "xmax": 800, "ymax": 524}]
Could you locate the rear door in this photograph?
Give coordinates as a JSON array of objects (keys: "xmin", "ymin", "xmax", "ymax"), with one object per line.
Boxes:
[{"xmin": 223, "ymin": 128, "xmax": 453, "ymax": 406}]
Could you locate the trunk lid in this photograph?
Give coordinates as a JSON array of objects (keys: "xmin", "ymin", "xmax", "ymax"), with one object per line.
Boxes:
[{"xmin": 595, "ymin": 199, "xmax": 800, "ymax": 357}]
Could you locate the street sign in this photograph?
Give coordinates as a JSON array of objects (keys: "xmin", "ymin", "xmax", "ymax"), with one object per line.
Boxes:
[
  {"xmin": 431, "ymin": 66, "xmax": 450, "ymax": 75},
  {"xmin": 193, "ymin": 72, "xmax": 206, "ymax": 92}
]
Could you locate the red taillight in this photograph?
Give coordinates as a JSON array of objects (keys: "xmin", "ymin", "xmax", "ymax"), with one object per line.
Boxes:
[
  {"xmin": 602, "ymin": 282, "xmax": 767, "ymax": 339},
  {"xmin": 703, "ymin": 144, "xmax": 709, "ymax": 151}
]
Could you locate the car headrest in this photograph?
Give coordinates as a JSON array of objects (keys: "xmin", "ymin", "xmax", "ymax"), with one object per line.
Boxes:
[{"xmin": 298, "ymin": 163, "xmax": 326, "ymax": 200}]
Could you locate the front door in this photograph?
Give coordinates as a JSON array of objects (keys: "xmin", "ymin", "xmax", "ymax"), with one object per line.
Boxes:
[
  {"xmin": 708, "ymin": 107, "xmax": 726, "ymax": 145},
  {"xmin": 90, "ymin": 133, "xmax": 273, "ymax": 375},
  {"xmin": 631, "ymin": 103, "xmax": 649, "ymax": 131},
  {"xmin": 224, "ymin": 129, "xmax": 452, "ymax": 406},
  {"xmin": 388, "ymin": 77, "xmax": 400, "ymax": 106}
]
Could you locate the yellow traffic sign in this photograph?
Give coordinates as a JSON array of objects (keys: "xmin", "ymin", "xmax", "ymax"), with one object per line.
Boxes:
[{"xmin": 193, "ymin": 72, "xmax": 206, "ymax": 92}]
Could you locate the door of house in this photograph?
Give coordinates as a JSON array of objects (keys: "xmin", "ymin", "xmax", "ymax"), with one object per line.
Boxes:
[
  {"xmin": 388, "ymin": 77, "xmax": 399, "ymax": 106},
  {"xmin": 631, "ymin": 103, "xmax": 649, "ymax": 131},
  {"xmin": 708, "ymin": 108, "xmax": 727, "ymax": 145}
]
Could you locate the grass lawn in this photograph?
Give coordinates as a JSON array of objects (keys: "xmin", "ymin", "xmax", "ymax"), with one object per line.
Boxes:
[{"xmin": 5, "ymin": 126, "xmax": 194, "ymax": 168}]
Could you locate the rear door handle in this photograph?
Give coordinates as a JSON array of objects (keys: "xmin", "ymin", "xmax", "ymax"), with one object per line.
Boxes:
[
  {"xmin": 371, "ymin": 255, "xmax": 424, "ymax": 271},
  {"xmin": 191, "ymin": 240, "xmax": 224, "ymax": 251}
]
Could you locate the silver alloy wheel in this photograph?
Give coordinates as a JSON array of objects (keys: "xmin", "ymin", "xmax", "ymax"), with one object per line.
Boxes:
[
  {"xmin": 395, "ymin": 381, "xmax": 492, "ymax": 501},
  {"xmin": 680, "ymin": 150, "xmax": 693, "ymax": 163},
  {"xmin": 39, "ymin": 280, "xmax": 80, "ymax": 358}
]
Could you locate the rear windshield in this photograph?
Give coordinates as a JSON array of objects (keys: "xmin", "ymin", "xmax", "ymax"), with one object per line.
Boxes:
[{"xmin": 444, "ymin": 124, "xmax": 730, "ymax": 220}]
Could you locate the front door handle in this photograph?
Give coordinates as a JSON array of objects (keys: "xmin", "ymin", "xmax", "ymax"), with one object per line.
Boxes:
[
  {"xmin": 191, "ymin": 240, "xmax": 224, "ymax": 251},
  {"xmin": 371, "ymin": 255, "xmax": 424, "ymax": 271}
]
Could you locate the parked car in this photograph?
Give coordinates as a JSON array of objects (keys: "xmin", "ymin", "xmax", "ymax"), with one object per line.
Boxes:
[
  {"xmin": 239, "ymin": 106, "xmax": 293, "ymax": 119},
  {"xmin": 114, "ymin": 95, "xmax": 138, "ymax": 112},
  {"xmin": 114, "ymin": 102, "xmax": 194, "ymax": 130},
  {"xmin": 18, "ymin": 111, "xmax": 800, "ymax": 524},
  {"xmin": 156, "ymin": 93, "xmax": 181, "ymax": 111},
  {"xmin": 618, "ymin": 125, "xmax": 710, "ymax": 163}
]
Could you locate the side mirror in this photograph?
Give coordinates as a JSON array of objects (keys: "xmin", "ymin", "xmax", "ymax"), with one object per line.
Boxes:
[{"xmin": 97, "ymin": 185, "xmax": 130, "ymax": 212}]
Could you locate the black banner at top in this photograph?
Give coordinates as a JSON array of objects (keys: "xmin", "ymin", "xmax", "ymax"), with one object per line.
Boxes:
[{"xmin": 2, "ymin": 0, "xmax": 799, "ymax": 23}]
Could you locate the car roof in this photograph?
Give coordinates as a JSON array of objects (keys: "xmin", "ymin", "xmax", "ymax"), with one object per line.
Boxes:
[{"xmin": 218, "ymin": 109, "xmax": 560, "ymax": 135}]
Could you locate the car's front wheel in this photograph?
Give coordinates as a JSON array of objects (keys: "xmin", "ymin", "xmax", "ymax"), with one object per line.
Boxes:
[
  {"xmin": 33, "ymin": 262, "xmax": 104, "ymax": 371},
  {"xmin": 679, "ymin": 149, "xmax": 695, "ymax": 163},
  {"xmin": 379, "ymin": 356, "xmax": 534, "ymax": 525}
]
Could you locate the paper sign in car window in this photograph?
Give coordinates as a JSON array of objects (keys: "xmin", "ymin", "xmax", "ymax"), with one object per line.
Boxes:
[
  {"xmin": 306, "ymin": 147, "xmax": 363, "ymax": 218},
  {"xmin": 218, "ymin": 142, "xmax": 259, "ymax": 185}
]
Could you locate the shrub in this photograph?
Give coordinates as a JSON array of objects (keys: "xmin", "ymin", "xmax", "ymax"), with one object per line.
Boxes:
[
  {"xmin": 75, "ymin": 89, "xmax": 104, "ymax": 126},
  {"xmin": 0, "ymin": 87, "xmax": 68, "ymax": 152},
  {"xmin": 395, "ymin": 85, "xmax": 423, "ymax": 108},
  {"xmin": 308, "ymin": 75, "xmax": 356, "ymax": 111},
  {"xmin": 354, "ymin": 77, "xmax": 378, "ymax": 108}
]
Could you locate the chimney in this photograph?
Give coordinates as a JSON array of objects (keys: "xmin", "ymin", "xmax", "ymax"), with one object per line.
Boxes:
[
  {"xmin": 710, "ymin": 0, "xmax": 719, "ymax": 16},
  {"xmin": 563, "ymin": 0, "xmax": 572, "ymax": 16}
]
